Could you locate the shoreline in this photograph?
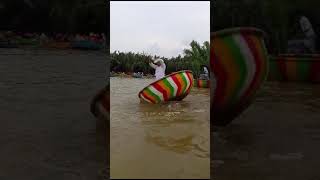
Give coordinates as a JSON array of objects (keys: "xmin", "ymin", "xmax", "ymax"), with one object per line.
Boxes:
[
  {"xmin": 0, "ymin": 46, "xmax": 108, "ymax": 51},
  {"xmin": 0, "ymin": 47, "xmax": 108, "ymax": 56},
  {"xmin": 110, "ymin": 72, "xmax": 154, "ymax": 79}
]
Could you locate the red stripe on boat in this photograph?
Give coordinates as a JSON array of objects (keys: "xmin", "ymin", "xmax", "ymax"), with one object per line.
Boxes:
[
  {"xmin": 141, "ymin": 92, "xmax": 156, "ymax": 103},
  {"xmin": 240, "ymin": 33, "xmax": 262, "ymax": 102},
  {"xmin": 101, "ymin": 94, "xmax": 110, "ymax": 112},
  {"xmin": 153, "ymin": 83, "xmax": 169, "ymax": 100},
  {"xmin": 212, "ymin": 48, "xmax": 227, "ymax": 107},
  {"xmin": 310, "ymin": 59, "xmax": 320, "ymax": 82},
  {"xmin": 278, "ymin": 56, "xmax": 288, "ymax": 81},
  {"xmin": 185, "ymin": 72, "xmax": 193, "ymax": 93},
  {"xmin": 171, "ymin": 75, "xmax": 182, "ymax": 96}
]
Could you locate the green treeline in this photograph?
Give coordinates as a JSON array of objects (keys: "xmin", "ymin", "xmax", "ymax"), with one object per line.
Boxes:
[
  {"xmin": 111, "ymin": 41, "xmax": 209, "ymax": 78},
  {"xmin": 213, "ymin": 0, "xmax": 320, "ymax": 54},
  {"xmin": 0, "ymin": 0, "xmax": 106, "ymax": 33}
]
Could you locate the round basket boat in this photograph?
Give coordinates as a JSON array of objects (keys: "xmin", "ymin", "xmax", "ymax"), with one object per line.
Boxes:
[
  {"xmin": 90, "ymin": 85, "xmax": 109, "ymax": 120},
  {"xmin": 211, "ymin": 27, "xmax": 269, "ymax": 126},
  {"xmin": 193, "ymin": 79, "xmax": 210, "ymax": 88},
  {"xmin": 138, "ymin": 70, "xmax": 194, "ymax": 103},
  {"xmin": 0, "ymin": 41, "xmax": 18, "ymax": 48},
  {"xmin": 268, "ymin": 54, "xmax": 320, "ymax": 83},
  {"xmin": 43, "ymin": 42, "xmax": 71, "ymax": 49},
  {"xmin": 71, "ymin": 40, "xmax": 103, "ymax": 50}
]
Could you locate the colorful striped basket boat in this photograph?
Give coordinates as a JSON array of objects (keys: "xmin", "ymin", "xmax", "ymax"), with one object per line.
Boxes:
[
  {"xmin": 211, "ymin": 27, "xmax": 269, "ymax": 126},
  {"xmin": 90, "ymin": 85, "xmax": 110, "ymax": 120},
  {"xmin": 138, "ymin": 70, "xmax": 194, "ymax": 103},
  {"xmin": 193, "ymin": 79, "xmax": 210, "ymax": 88},
  {"xmin": 268, "ymin": 54, "xmax": 320, "ymax": 83}
]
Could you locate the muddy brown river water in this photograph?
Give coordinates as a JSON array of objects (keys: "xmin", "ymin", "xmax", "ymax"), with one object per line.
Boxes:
[
  {"xmin": 213, "ymin": 82, "xmax": 320, "ymax": 180},
  {"xmin": 2, "ymin": 49, "xmax": 320, "ymax": 179},
  {"xmin": 0, "ymin": 49, "xmax": 107, "ymax": 180},
  {"xmin": 110, "ymin": 77, "xmax": 210, "ymax": 179}
]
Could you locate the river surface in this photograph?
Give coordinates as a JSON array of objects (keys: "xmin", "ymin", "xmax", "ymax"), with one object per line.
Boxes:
[
  {"xmin": 213, "ymin": 81, "xmax": 320, "ymax": 180},
  {"xmin": 0, "ymin": 48, "xmax": 108, "ymax": 180},
  {"xmin": 4, "ymin": 49, "xmax": 320, "ymax": 179},
  {"xmin": 110, "ymin": 77, "xmax": 210, "ymax": 179}
]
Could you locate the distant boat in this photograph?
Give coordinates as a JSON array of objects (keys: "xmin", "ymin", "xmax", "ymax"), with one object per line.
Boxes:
[
  {"xmin": 193, "ymin": 79, "xmax": 209, "ymax": 88},
  {"xmin": 0, "ymin": 40, "xmax": 17, "ymax": 48},
  {"xmin": 268, "ymin": 54, "xmax": 320, "ymax": 83},
  {"xmin": 132, "ymin": 72, "xmax": 143, "ymax": 78},
  {"xmin": 194, "ymin": 74, "xmax": 210, "ymax": 88},
  {"xmin": 71, "ymin": 40, "xmax": 103, "ymax": 50},
  {"xmin": 42, "ymin": 42, "xmax": 71, "ymax": 49}
]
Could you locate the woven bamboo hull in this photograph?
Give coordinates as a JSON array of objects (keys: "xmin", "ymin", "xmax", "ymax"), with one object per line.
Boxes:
[
  {"xmin": 211, "ymin": 27, "xmax": 269, "ymax": 126},
  {"xmin": 268, "ymin": 54, "xmax": 320, "ymax": 83},
  {"xmin": 138, "ymin": 70, "xmax": 194, "ymax": 103},
  {"xmin": 90, "ymin": 85, "xmax": 109, "ymax": 120},
  {"xmin": 193, "ymin": 79, "xmax": 210, "ymax": 88}
]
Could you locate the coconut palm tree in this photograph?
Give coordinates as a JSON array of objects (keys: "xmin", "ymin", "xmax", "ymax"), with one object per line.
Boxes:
[{"xmin": 183, "ymin": 40, "xmax": 210, "ymax": 78}]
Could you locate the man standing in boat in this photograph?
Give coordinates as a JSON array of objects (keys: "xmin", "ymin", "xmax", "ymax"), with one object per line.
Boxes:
[
  {"xmin": 288, "ymin": 14, "xmax": 318, "ymax": 53},
  {"xmin": 299, "ymin": 15, "xmax": 317, "ymax": 53},
  {"xmin": 199, "ymin": 65, "xmax": 210, "ymax": 80},
  {"xmin": 149, "ymin": 58, "xmax": 166, "ymax": 80}
]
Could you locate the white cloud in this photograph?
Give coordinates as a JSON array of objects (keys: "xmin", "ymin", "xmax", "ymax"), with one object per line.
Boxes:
[{"xmin": 110, "ymin": 1, "xmax": 210, "ymax": 57}]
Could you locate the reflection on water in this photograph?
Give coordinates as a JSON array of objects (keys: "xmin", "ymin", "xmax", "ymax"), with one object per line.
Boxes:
[
  {"xmin": 110, "ymin": 77, "xmax": 210, "ymax": 179},
  {"xmin": 213, "ymin": 82, "xmax": 320, "ymax": 180}
]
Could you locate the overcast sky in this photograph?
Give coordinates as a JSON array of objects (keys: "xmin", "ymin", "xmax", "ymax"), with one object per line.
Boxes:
[{"xmin": 110, "ymin": 1, "xmax": 210, "ymax": 58}]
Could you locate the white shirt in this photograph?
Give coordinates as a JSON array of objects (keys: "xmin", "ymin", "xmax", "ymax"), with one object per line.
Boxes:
[
  {"xmin": 203, "ymin": 67, "xmax": 209, "ymax": 75},
  {"xmin": 300, "ymin": 16, "xmax": 316, "ymax": 38},
  {"xmin": 150, "ymin": 62, "xmax": 166, "ymax": 80}
]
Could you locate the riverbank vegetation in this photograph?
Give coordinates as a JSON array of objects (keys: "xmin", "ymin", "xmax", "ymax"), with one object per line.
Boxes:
[
  {"xmin": 110, "ymin": 40, "xmax": 209, "ymax": 78},
  {"xmin": 0, "ymin": 0, "xmax": 106, "ymax": 33},
  {"xmin": 213, "ymin": 0, "xmax": 320, "ymax": 54}
]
